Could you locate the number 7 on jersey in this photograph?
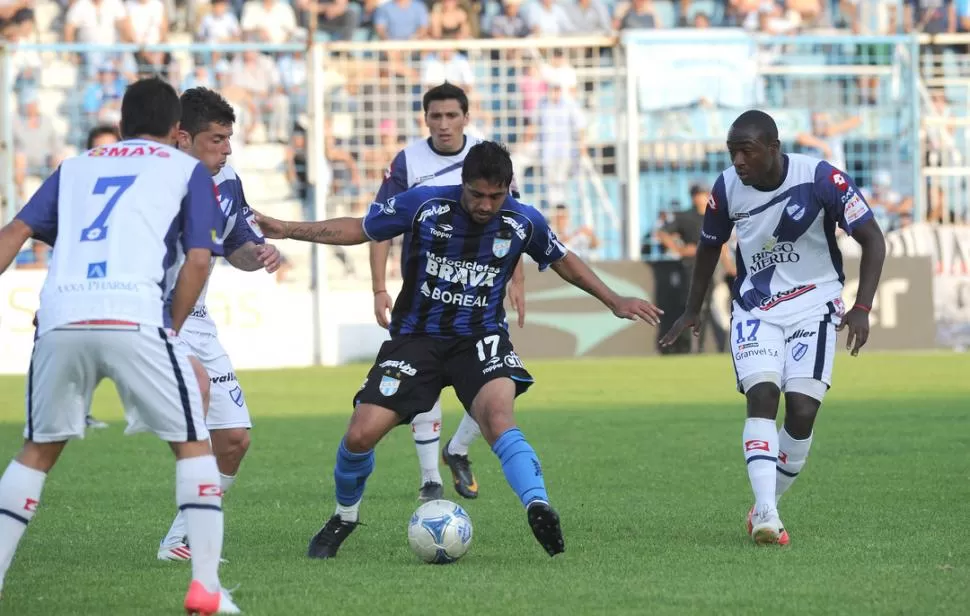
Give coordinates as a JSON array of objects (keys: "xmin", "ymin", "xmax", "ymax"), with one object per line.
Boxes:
[{"xmin": 80, "ymin": 175, "xmax": 136, "ymax": 242}]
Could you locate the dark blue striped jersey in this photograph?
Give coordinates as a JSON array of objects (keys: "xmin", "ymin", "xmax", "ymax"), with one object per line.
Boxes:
[{"xmin": 362, "ymin": 185, "xmax": 568, "ymax": 338}]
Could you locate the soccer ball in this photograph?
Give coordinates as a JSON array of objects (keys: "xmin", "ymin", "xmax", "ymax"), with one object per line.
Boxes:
[{"xmin": 407, "ymin": 499, "xmax": 473, "ymax": 564}]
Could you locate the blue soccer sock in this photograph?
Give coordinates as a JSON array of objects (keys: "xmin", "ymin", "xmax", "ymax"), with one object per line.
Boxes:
[
  {"xmin": 333, "ymin": 438, "xmax": 375, "ymax": 522},
  {"xmin": 491, "ymin": 427, "xmax": 548, "ymax": 507}
]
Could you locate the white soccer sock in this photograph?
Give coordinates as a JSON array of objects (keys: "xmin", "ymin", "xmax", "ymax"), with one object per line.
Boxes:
[
  {"xmin": 447, "ymin": 413, "xmax": 481, "ymax": 457},
  {"xmin": 743, "ymin": 418, "xmax": 779, "ymax": 513},
  {"xmin": 412, "ymin": 401, "xmax": 442, "ymax": 485},
  {"xmin": 162, "ymin": 472, "xmax": 237, "ymax": 548},
  {"xmin": 176, "ymin": 455, "xmax": 223, "ymax": 594},
  {"xmin": 335, "ymin": 500, "xmax": 361, "ymax": 524},
  {"xmin": 0, "ymin": 461, "xmax": 46, "ymax": 593},
  {"xmin": 776, "ymin": 428, "xmax": 813, "ymax": 505},
  {"xmin": 219, "ymin": 473, "xmax": 236, "ymax": 494}
]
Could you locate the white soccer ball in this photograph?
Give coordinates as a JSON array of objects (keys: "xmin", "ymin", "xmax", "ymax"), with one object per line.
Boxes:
[{"xmin": 407, "ymin": 499, "xmax": 473, "ymax": 564}]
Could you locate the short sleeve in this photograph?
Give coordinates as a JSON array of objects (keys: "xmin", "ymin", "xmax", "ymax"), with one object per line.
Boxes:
[
  {"xmin": 223, "ymin": 178, "xmax": 264, "ymax": 255},
  {"xmin": 523, "ymin": 207, "xmax": 568, "ymax": 271},
  {"xmin": 375, "ymin": 150, "xmax": 408, "ymax": 204},
  {"xmin": 374, "ymin": 4, "xmax": 389, "ymax": 28},
  {"xmin": 699, "ymin": 174, "xmax": 733, "ymax": 246},
  {"xmin": 180, "ymin": 162, "xmax": 225, "ymax": 256},
  {"xmin": 813, "ymin": 161, "xmax": 873, "ymax": 234},
  {"xmin": 16, "ymin": 167, "xmax": 60, "ymax": 246},
  {"xmin": 362, "ymin": 191, "xmax": 418, "ymax": 242}
]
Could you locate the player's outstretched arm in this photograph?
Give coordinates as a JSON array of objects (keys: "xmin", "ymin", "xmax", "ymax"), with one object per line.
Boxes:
[
  {"xmin": 370, "ymin": 240, "xmax": 393, "ymax": 328},
  {"xmin": 659, "ymin": 242, "xmax": 721, "ymax": 347},
  {"xmin": 171, "ymin": 247, "xmax": 214, "ymax": 332},
  {"xmin": 0, "ymin": 220, "xmax": 34, "ymax": 275},
  {"xmin": 837, "ymin": 218, "xmax": 886, "ymax": 356},
  {"xmin": 253, "ymin": 212, "xmax": 368, "ymax": 246},
  {"xmin": 550, "ymin": 252, "xmax": 662, "ymax": 325}
]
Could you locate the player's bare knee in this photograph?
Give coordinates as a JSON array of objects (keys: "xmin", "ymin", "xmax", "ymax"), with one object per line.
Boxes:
[
  {"xmin": 744, "ymin": 379, "xmax": 782, "ymax": 420},
  {"xmin": 783, "ymin": 386, "xmax": 824, "ymax": 439},
  {"xmin": 170, "ymin": 439, "xmax": 213, "ymax": 460},
  {"xmin": 470, "ymin": 379, "xmax": 516, "ymax": 444},
  {"xmin": 345, "ymin": 403, "xmax": 398, "ymax": 452}
]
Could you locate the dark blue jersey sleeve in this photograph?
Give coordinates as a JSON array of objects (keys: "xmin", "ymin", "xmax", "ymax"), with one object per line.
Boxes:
[
  {"xmin": 16, "ymin": 166, "xmax": 60, "ymax": 246},
  {"xmin": 362, "ymin": 190, "xmax": 420, "ymax": 242},
  {"xmin": 223, "ymin": 176, "xmax": 264, "ymax": 256},
  {"xmin": 814, "ymin": 161, "xmax": 874, "ymax": 234},
  {"xmin": 181, "ymin": 162, "xmax": 225, "ymax": 256},
  {"xmin": 374, "ymin": 150, "xmax": 408, "ymax": 204},
  {"xmin": 522, "ymin": 204, "xmax": 568, "ymax": 271},
  {"xmin": 700, "ymin": 174, "xmax": 733, "ymax": 246}
]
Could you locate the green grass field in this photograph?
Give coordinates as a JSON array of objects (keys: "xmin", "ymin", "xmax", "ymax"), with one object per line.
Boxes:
[{"xmin": 0, "ymin": 352, "xmax": 967, "ymax": 615}]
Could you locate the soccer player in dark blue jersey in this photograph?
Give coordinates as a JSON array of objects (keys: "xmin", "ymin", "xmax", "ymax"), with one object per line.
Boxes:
[{"xmin": 255, "ymin": 142, "xmax": 663, "ymax": 558}]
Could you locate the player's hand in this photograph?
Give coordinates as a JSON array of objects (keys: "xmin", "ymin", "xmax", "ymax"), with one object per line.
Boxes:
[
  {"xmin": 659, "ymin": 312, "xmax": 700, "ymax": 347},
  {"xmin": 253, "ymin": 211, "xmax": 289, "ymax": 240},
  {"xmin": 611, "ymin": 297, "xmax": 663, "ymax": 326},
  {"xmin": 836, "ymin": 307, "xmax": 870, "ymax": 357},
  {"xmin": 507, "ymin": 277, "xmax": 526, "ymax": 328},
  {"xmin": 374, "ymin": 290, "xmax": 393, "ymax": 329},
  {"xmin": 256, "ymin": 244, "xmax": 282, "ymax": 273}
]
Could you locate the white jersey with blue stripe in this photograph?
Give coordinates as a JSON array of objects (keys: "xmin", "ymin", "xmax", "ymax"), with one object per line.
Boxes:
[
  {"xmin": 700, "ymin": 154, "xmax": 874, "ymax": 326},
  {"xmin": 376, "ymin": 136, "xmax": 518, "ymax": 203},
  {"xmin": 163, "ymin": 164, "xmax": 265, "ymax": 335},
  {"xmin": 14, "ymin": 139, "xmax": 224, "ymax": 335}
]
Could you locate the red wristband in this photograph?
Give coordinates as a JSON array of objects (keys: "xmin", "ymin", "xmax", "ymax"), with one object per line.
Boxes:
[{"xmin": 853, "ymin": 303, "xmax": 871, "ymax": 313}]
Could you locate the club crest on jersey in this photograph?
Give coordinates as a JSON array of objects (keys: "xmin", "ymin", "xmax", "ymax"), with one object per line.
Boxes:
[
  {"xmin": 229, "ymin": 386, "xmax": 245, "ymax": 407},
  {"xmin": 791, "ymin": 342, "xmax": 809, "ymax": 362},
  {"xmin": 379, "ymin": 374, "xmax": 400, "ymax": 396},
  {"xmin": 785, "ymin": 202, "xmax": 806, "ymax": 221},
  {"xmin": 492, "ymin": 237, "xmax": 511, "ymax": 258}
]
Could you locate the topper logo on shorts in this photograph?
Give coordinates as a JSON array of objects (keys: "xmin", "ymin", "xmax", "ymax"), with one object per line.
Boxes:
[
  {"xmin": 482, "ymin": 356, "xmax": 503, "ymax": 374},
  {"xmin": 379, "ymin": 359, "xmax": 417, "ymax": 376},
  {"xmin": 791, "ymin": 342, "xmax": 809, "ymax": 361},
  {"xmin": 198, "ymin": 484, "xmax": 224, "ymax": 497},
  {"xmin": 744, "ymin": 439, "xmax": 770, "ymax": 453},
  {"xmin": 425, "ymin": 252, "xmax": 500, "ymax": 288}
]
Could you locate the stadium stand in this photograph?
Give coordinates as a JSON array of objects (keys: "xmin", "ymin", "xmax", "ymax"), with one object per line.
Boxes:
[{"xmin": 1, "ymin": 0, "xmax": 968, "ymax": 287}]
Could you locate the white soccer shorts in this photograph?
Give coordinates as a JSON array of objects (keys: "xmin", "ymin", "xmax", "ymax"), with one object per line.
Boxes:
[
  {"xmin": 182, "ymin": 330, "xmax": 252, "ymax": 431},
  {"xmin": 25, "ymin": 324, "xmax": 208, "ymax": 443},
  {"xmin": 730, "ymin": 302, "xmax": 842, "ymax": 394}
]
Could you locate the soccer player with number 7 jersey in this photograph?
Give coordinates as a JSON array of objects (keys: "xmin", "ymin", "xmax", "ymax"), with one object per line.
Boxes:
[
  {"xmin": 662, "ymin": 110, "xmax": 887, "ymax": 546},
  {"xmin": 0, "ymin": 78, "xmax": 240, "ymax": 613}
]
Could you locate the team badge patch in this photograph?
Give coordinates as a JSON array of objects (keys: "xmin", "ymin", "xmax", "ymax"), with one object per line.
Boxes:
[
  {"xmin": 492, "ymin": 237, "xmax": 511, "ymax": 258},
  {"xmin": 229, "ymin": 386, "xmax": 245, "ymax": 407},
  {"xmin": 791, "ymin": 342, "xmax": 809, "ymax": 362},
  {"xmin": 379, "ymin": 375, "xmax": 400, "ymax": 396}
]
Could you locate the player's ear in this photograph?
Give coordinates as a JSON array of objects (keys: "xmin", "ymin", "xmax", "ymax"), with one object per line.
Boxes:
[{"xmin": 462, "ymin": 113, "xmax": 470, "ymax": 127}]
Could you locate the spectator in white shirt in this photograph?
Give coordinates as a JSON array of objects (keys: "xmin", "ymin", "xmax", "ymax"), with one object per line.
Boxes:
[
  {"xmin": 197, "ymin": 0, "xmax": 241, "ymax": 42},
  {"xmin": 525, "ymin": 0, "xmax": 572, "ymax": 35},
  {"xmin": 420, "ymin": 49, "xmax": 474, "ymax": 89},
  {"xmin": 126, "ymin": 0, "xmax": 168, "ymax": 74},
  {"xmin": 64, "ymin": 0, "xmax": 134, "ymax": 76},
  {"xmin": 230, "ymin": 47, "xmax": 292, "ymax": 142},
  {"xmin": 241, "ymin": 0, "xmax": 297, "ymax": 43}
]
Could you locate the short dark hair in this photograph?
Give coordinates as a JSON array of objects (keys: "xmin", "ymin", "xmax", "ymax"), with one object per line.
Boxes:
[
  {"xmin": 422, "ymin": 83, "xmax": 469, "ymax": 115},
  {"xmin": 119, "ymin": 77, "xmax": 181, "ymax": 139},
  {"xmin": 179, "ymin": 87, "xmax": 236, "ymax": 137},
  {"xmin": 86, "ymin": 124, "xmax": 120, "ymax": 149},
  {"xmin": 730, "ymin": 109, "xmax": 779, "ymax": 144},
  {"xmin": 462, "ymin": 141, "xmax": 513, "ymax": 187}
]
